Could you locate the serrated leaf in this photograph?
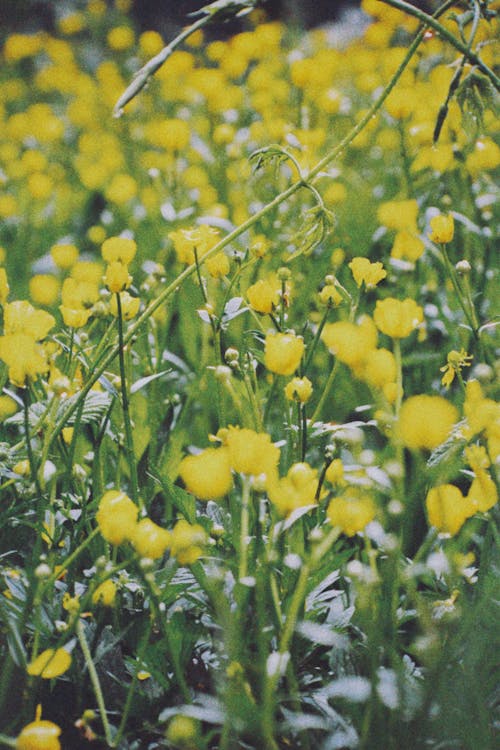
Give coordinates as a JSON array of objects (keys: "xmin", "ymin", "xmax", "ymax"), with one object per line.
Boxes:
[{"xmin": 57, "ymin": 390, "xmax": 113, "ymax": 426}]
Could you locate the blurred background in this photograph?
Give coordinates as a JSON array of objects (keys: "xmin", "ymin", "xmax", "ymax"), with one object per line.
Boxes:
[{"xmin": 2, "ymin": 0, "xmax": 434, "ymax": 35}]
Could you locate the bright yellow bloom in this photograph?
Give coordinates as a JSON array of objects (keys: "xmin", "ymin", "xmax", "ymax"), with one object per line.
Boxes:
[
  {"xmin": 170, "ymin": 520, "xmax": 207, "ymax": 565},
  {"xmin": 16, "ymin": 719, "xmax": 61, "ymax": 750},
  {"xmin": 247, "ymin": 278, "xmax": 280, "ymax": 314},
  {"xmin": 390, "ymin": 230, "xmax": 425, "ymax": 262},
  {"xmin": 0, "ymin": 268, "xmax": 10, "ymax": 304},
  {"xmin": 0, "ymin": 394, "xmax": 17, "ymax": 421},
  {"xmin": 467, "ymin": 471, "xmax": 498, "ymax": 513},
  {"xmin": 103, "ymin": 262, "xmax": 132, "ymax": 293},
  {"xmin": 205, "ymin": 253, "xmax": 230, "ymax": 278},
  {"xmin": 348, "ymin": 257, "xmax": 387, "ymax": 289},
  {"xmin": 27, "ymin": 648, "xmax": 71, "ymax": 679},
  {"xmin": 61, "ymin": 277, "xmax": 99, "ymax": 309},
  {"xmin": 51, "ymin": 243, "xmax": 79, "ymax": 269},
  {"xmin": 440, "ymin": 349, "xmax": 473, "ymax": 388},
  {"xmin": 284, "ymin": 376, "xmax": 313, "ymax": 403},
  {"xmin": 0, "ymin": 333, "xmax": 50, "ymax": 386},
  {"xmin": 318, "ymin": 284, "xmax": 343, "ymax": 306},
  {"xmin": 101, "ymin": 237, "xmax": 137, "ymax": 265},
  {"xmin": 132, "ymin": 518, "xmax": 171, "ymax": 559},
  {"xmin": 96, "ymin": 490, "xmax": 138, "ymax": 545},
  {"xmin": 264, "ymin": 331, "xmax": 304, "ymax": 376},
  {"xmin": 373, "ymin": 298, "xmax": 423, "ymax": 338},
  {"xmin": 327, "ymin": 490, "xmax": 376, "ymax": 536},
  {"xmin": 267, "ymin": 462, "xmax": 318, "ymax": 516},
  {"xmin": 325, "ymin": 458, "xmax": 344, "ymax": 486},
  {"xmin": 377, "ymin": 199, "xmax": 419, "ymax": 232},
  {"xmin": 169, "ymin": 225, "xmax": 220, "ymax": 265},
  {"xmin": 3, "ymin": 301, "xmax": 55, "ymax": 340},
  {"xmin": 107, "ymin": 25, "xmax": 135, "ymax": 51},
  {"xmin": 179, "ymin": 447, "xmax": 233, "ymax": 500},
  {"xmin": 59, "ymin": 306, "xmax": 91, "ymax": 328},
  {"xmin": 399, "ymin": 395, "xmax": 458, "ymax": 450},
  {"xmin": 29, "ymin": 276, "xmax": 60, "ymax": 307},
  {"xmin": 359, "ymin": 348, "xmax": 396, "ymax": 389},
  {"xmin": 109, "ymin": 291, "xmax": 140, "ymax": 320},
  {"xmin": 226, "ymin": 427, "xmax": 280, "ymax": 481},
  {"xmin": 426, "ymin": 484, "xmax": 474, "ymax": 535},
  {"xmin": 429, "ymin": 213, "xmax": 454, "ymax": 243},
  {"xmin": 92, "ymin": 579, "xmax": 117, "ymax": 607},
  {"xmin": 321, "ymin": 317, "xmax": 378, "ymax": 369}
]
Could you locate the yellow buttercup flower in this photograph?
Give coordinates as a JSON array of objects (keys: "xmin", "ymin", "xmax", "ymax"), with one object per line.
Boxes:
[
  {"xmin": 60, "ymin": 306, "xmax": 91, "ymax": 328},
  {"xmin": 247, "ymin": 278, "xmax": 280, "ymax": 314},
  {"xmin": 16, "ymin": 718, "xmax": 61, "ymax": 750},
  {"xmin": 92, "ymin": 579, "xmax": 117, "ymax": 607},
  {"xmin": 109, "ymin": 291, "xmax": 140, "ymax": 320},
  {"xmin": 101, "ymin": 236, "xmax": 137, "ymax": 265},
  {"xmin": 226, "ymin": 427, "xmax": 280, "ymax": 481},
  {"xmin": 440, "ymin": 349, "xmax": 473, "ymax": 388},
  {"xmin": 170, "ymin": 520, "xmax": 207, "ymax": 565},
  {"xmin": 348, "ymin": 257, "xmax": 387, "ymax": 289},
  {"xmin": 3, "ymin": 301, "xmax": 55, "ymax": 340},
  {"xmin": 284, "ymin": 376, "xmax": 313, "ymax": 403},
  {"xmin": 169, "ymin": 225, "xmax": 220, "ymax": 265},
  {"xmin": 318, "ymin": 284, "xmax": 343, "ymax": 306},
  {"xmin": 96, "ymin": 490, "xmax": 138, "ymax": 545},
  {"xmin": 264, "ymin": 331, "xmax": 304, "ymax": 376},
  {"xmin": 467, "ymin": 471, "xmax": 498, "ymax": 513},
  {"xmin": 327, "ymin": 490, "xmax": 376, "ymax": 536},
  {"xmin": 179, "ymin": 447, "xmax": 233, "ymax": 500},
  {"xmin": 373, "ymin": 298, "xmax": 423, "ymax": 338},
  {"xmin": 426, "ymin": 484, "xmax": 474, "ymax": 535},
  {"xmin": 321, "ymin": 317, "xmax": 378, "ymax": 369},
  {"xmin": 0, "ymin": 267, "xmax": 10, "ymax": 304},
  {"xmin": 359, "ymin": 348, "xmax": 396, "ymax": 389},
  {"xmin": 103, "ymin": 261, "xmax": 132, "ymax": 293},
  {"xmin": 325, "ymin": 458, "xmax": 344, "ymax": 486},
  {"xmin": 398, "ymin": 395, "xmax": 458, "ymax": 450},
  {"xmin": 205, "ymin": 252, "xmax": 230, "ymax": 279},
  {"xmin": 51, "ymin": 243, "xmax": 79, "ymax": 269},
  {"xmin": 429, "ymin": 213, "xmax": 454, "ymax": 243},
  {"xmin": 0, "ymin": 333, "xmax": 50, "ymax": 386},
  {"xmin": 390, "ymin": 230, "xmax": 425, "ymax": 262},
  {"xmin": 267, "ymin": 462, "xmax": 318, "ymax": 516},
  {"xmin": 27, "ymin": 648, "xmax": 72, "ymax": 679},
  {"xmin": 377, "ymin": 199, "xmax": 419, "ymax": 232},
  {"xmin": 132, "ymin": 518, "xmax": 171, "ymax": 559},
  {"xmin": 29, "ymin": 276, "xmax": 60, "ymax": 307}
]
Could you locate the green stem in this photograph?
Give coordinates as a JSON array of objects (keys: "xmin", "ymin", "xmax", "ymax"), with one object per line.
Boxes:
[
  {"xmin": 311, "ymin": 359, "xmax": 339, "ymax": 423},
  {"xmin": 76, "ymin": 618, "xmax": 114, "ymax": 747},
  {"xmin": 303, "ymin": 303, "xmax": 331, "ymax": 373},
  {"xmin": 440, "ymin": 244, "xmax": 479, "ymax": 337},
  {"xmin": 239, "ymin": 477, "xmax": 251, "ymax": 581},
  {"xmin": 0, "ymin": 734, "xmax": 15, "ymax": 748},
  {"xmin": 116, "ymin": 292, "xmax": 140, "ymax": 509},
  {"xmin": 46, "ymin": 527, "xmax": 100, "ymax": 587}
]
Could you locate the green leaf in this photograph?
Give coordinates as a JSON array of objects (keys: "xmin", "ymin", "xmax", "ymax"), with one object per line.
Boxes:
[{"xmin": 152, "ymin": 472, "xmax": 197, "ymax": 524}]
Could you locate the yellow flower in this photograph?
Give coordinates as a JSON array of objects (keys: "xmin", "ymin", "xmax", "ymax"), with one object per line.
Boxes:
[
  {"xmin": 377, "ymin": 199, "xmax": 419, "ymax": 232},
  {"xmin": 16, "ymin": 719, "xmax": 61, "ymax": 750},
  {"xmin": 92, "ymin": 579, "xmax": 117, "ymax": 607},
  {"xmin": 467, "ymin": 471, "xmax": 498, "ymax": 513},
  {"xmin": 166, "ymin": 715, "xmax": 200, "ymax": 747},
  {"xmin": 284, "ymin": 376, "xmax": 313, "ymax": 403},
  {"xmin": 318, "ymin": 284, "xmax": 343, "ymax": 306},
  {"xmin": 0, "ymin": 333, "xmax": 50, "ymax": 386},
  {"xmin": 205, "ymin": 252, "xmax": 230, "ymax": 279},
  {"xmin": 267, "ymin": 463, "xmax": 318, "ymax": 516},
  {"xmin": 226, "ymin": 427, "xmax": 280, "ymax": 481},
  {"xmin": 426, "ymin": 485, "xmax": 474, "ymax": 535},
  {"xmin": 169, "ymin": 225, "xmax": 220, "ymax": 265},
  {"xmin": 170, "ymin": 520, "xmax": 207, "ymax": 565},
  {"xmin": 0, "ymin": 394, "xmax": 17, "ymax": 421},
  {"xmin": 3, "ymin": 301, "xmax": 55, "ymax": 340},
  {"xmin": 390, "ymin": 230, "xmax": 425, "ymax": 262},
  {"xmin": 359, "ymin": 348, "xmax": 396, "ymax": 389},
  {"xmin": 373, "ymin": 298, "xmax": 423, "ymax": 338},
  {"xmin": 29, "ymin": 276, "xmax": 60, "ymax": 307},
  {"xmin": 96, "ymin": 490, "xmax": 138, "ymax": 545},
  {"xmin": 103, "ymin": 261, "xmax": 132, "ymax": 293},
  {"xmin": 321, "ymin": 317, "xmax": 378, "ymax": 369},
  {"xmin": 327, "ymin": 490, "xmax": 376, "ymax": 536},
  {"xmin": 440, "ymin": 349, "xmax": 473, "ymax": 388},
  {"xmin": 59, "ymin": 306, "xmax": 91, "ymax": 328},
  {"xmin": 101, "ymin": 237, "xmax": 137, "ymax": 265},
  {"xmin": 429, "ymin": 213, "xmax": 454, "ymax": 243},
  {"xmin": 348, "ymin": 257, "xmax": 387, "ymax": 289},
  {"xmin": 132, "ymin": 518, "xmax": 171, "ymax": 559},
  {"xmin": 109, "ymin": 291, "xmax": 140, "ymax": 320},
  {"xmin": 107, "ymin": 25, "xmax": 135, "ymax": 51},
  {"xmin": 0, "ymin": 267, "xmax": 10, "ymax": 304},
  {"xmin": 399, "ymin": 395, "xmax": 458, "ymax": 450},
  {"xmin": 264, "ymin": 331, "xmax": 304, "ymax": 376},
  {"xmin": 51, "ymin": 243, "xmax": 79, "ymax": 269},
  {"xmin": 247, "ymin": 278, "xmax": 280, "ymax": 314},
  {"xmin": 27, "ymin": 648, "xmax": 71, "ymax": 679},
  {"xmin": 61, "ymin": 277, "xmax": 99, "ymax": 309},
  {"xmin": 325, "ymin": 458, "xmax": 344, "ymax": 486},
  {"xmin": 179, "ymin": 447, "xmax": 233, "ymax": 500}
]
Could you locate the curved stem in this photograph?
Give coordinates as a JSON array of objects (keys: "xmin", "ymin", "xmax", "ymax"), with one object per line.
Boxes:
[{"xmin": 76, "ymin": 618, "xmax": 114, "ymax": 747}]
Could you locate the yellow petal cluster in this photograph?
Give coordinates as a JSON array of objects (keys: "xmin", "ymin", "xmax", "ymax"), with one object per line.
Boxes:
[
  {"xmin": 27, "ymin": 648, "xmax": 72, "ymax": 679},
  {"xmin": 398, "ymin": 395, "xmax": 458, "ymax": 450},
  {"xmin": 267, "ymin": 462, "xmax": 318, "ymax": 516},
  {"xmin": 327, "ymin": 490, "xmax": 376, "ymax": 536},
  {"xmin": 264, "ymin": 331, "xmax": 304, "ymax": 376},
  {"xmin": 95, "ymin": 490, "xmax": 139, "ymax": 545},
  {"xmin": 179, "ymin": 447, "xmax": 233, "ymax": 500},
  {"xmin": 373, "ymin": 297, "xmax": 423, "ymax": 338}
]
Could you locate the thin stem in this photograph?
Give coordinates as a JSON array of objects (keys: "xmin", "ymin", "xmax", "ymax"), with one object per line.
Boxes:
[
  {"xmin": 46, "ymin": 527, "xmax": 100, "ymax": 587},
  {"xmin": 311, "ymin": 359, "xmax": 339, "ymax": 423},
  {"xmin": 116, "ymin": 292, "xmax": 140, "ymax": 509},
  {"xmin": 239, "ymin": 477, "xmax": 251, "ymax": 581},
  {"xmin": 76, "ymin": 618, "xmax": 114, "ymax": 747}
]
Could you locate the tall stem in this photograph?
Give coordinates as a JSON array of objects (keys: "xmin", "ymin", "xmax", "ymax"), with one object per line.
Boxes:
[{"xmin": 76, "ymin": 618, "xmax": 114, "ymax": 747}]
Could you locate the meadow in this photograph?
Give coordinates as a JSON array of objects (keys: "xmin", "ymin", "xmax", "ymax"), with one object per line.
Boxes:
[{"xmin": 0, "ymin": 0, "xmax": 499, "ymax": 748}]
